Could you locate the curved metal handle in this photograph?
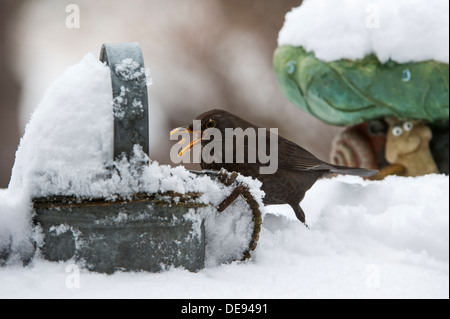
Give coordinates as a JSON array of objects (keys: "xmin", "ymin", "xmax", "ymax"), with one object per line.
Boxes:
[{"xmin": 100, "ymin": 42, "xmax": 149, "ymax": 160}]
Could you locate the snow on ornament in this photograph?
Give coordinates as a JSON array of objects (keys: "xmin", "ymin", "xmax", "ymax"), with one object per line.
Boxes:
[{"xmin": 274, "ymin": 0, "xmax": 449, "ymax": 177}]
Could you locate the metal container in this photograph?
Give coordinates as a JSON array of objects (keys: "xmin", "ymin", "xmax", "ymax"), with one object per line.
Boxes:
[
  {"xmin": 33, "ymin": 43, "xmax": 262, "ymax": 273},
  {"xmin": 34, "ymin": 192, "xmax": 206, "ymax": 273}
]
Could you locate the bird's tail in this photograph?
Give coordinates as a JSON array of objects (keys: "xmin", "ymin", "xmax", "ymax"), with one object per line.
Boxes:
[{"xmin": 329, "ymin": 164, "xmax": 378, "ymax": 177}]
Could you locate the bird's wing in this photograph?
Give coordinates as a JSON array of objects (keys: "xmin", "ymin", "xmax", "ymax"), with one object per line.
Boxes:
[
  {"xmin": 275, "ymin": 136, "xmax": 378, "ymax": 177},
  {"xmin": 276, "ymin": 138, "xmax": 333, "ymax": 171}
]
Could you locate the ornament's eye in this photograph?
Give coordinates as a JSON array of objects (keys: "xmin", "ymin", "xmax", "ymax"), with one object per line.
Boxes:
[
  {"xmin": 286, "ymin": 60, "xmax": 296, "ymax": 74},
  {"xmin": 392, "ymin": 126, "xmax": 403, "ymax": 137},
  {"xmin": 403, "ymin": 121, "xmax": 413, "ymax": 131},
  {"xmin": 206, "ymin": 119, "xmax": 216, "ymax": 129}
]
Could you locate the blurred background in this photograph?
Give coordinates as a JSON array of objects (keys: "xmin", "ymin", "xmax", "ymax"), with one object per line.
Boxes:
[{"xmin": 0, "ymin": 0, "xmax": 341, "ymax": 188}]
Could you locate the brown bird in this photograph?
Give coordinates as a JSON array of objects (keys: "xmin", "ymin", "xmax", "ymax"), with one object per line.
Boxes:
[{"xmin": 172, "ymin": 109, "xmax": 377, "ymax": 224}]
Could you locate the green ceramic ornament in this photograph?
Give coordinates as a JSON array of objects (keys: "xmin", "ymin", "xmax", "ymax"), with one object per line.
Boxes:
[{"xmin": 274, "ymin": 46, "xmax": 449, "ymax": 126}]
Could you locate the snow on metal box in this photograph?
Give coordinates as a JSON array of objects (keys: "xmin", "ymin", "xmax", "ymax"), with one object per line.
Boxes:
[
  {"xmin": 33, "ymin": 192, "xmax": 206, "ymax": 274},
  {"xmin": 30, "ymin": 43, "xmax": 209, "ymax": 274},
  {"xmin": 27, "ymin": 43, "xmax": 262, "ymax": 273}
]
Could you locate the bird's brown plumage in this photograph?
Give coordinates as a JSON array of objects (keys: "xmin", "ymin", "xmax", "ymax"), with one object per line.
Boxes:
[{"xmin": 178, "ymin": 109, "xmax": 377, "ymax": 224}]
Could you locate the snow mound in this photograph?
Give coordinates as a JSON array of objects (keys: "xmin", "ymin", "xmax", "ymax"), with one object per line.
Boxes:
[
  {"xmin": 278, "ymin": 0, "xmax": 449, "ymax": 64},
  {"xmin": 267, "ymin": 175, "xmax": 449, "ymax": 266},
  {"xmin": 8, "ymin": 53, "xmax": 114, "ymax": 197}
]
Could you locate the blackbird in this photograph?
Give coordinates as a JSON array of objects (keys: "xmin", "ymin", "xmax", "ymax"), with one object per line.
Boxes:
[{"xmin": 172, "ymin": 109, "xmax": 377, "ymax": 224}]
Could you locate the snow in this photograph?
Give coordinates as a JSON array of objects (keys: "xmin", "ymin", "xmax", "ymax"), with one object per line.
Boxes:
[
  {"xmin": 278, "ymin": 0, "xmax": 449, "ymax": 64},
  {"xmin": 8, "ymin": 54, "xmax": 114, "ymax": 198},
  {"xmin": 115, "ymin": 58, "xmax": 150, "ymax": 84},
  {"xmin": 202, "ymin": 201, "xmax": 254, "ymax": 267},
  {"xmin": 1, "ymin": 174, "xmax": 448, "ymax": 298}
]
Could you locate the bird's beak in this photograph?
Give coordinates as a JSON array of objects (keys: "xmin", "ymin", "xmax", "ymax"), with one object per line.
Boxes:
[
  {"xmin": 170, "ymin": 125, "xmax": 192, "ymax": 135},
  {"xmin": 170, "ymin": 125, "xmax": 206, "ymax": 157}
]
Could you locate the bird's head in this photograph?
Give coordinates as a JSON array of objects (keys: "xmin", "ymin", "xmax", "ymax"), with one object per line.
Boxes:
[{"xmin": 170, "ymin": 109, "xmax": 250, "ymax": 157}]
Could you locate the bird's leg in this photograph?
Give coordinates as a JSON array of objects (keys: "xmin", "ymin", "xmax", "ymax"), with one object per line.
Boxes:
[
  {"xmin": 218, "ymin": 185, "xmax": 245, "ymax": 212},
  {"xmin": 291, "ymin": 204, "xmax": 309, "ymax": 229}
]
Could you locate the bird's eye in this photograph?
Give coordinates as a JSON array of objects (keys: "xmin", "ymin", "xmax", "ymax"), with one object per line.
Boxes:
[
  {"xmin": 206, "ymin": 119, "xmax": 216, "ymax": 128},
  {"xmin": 403, "ymin": 121, "xmax": 413, "ymax": 131},
  {"xmin": 392, "ymin": 126, "xmax": 403, "ymax": 137}
]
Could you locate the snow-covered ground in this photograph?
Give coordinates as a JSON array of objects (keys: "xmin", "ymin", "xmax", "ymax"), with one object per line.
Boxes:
[{"xmin": 1, "ymin": 174, "xmax": 448, "ymax": 299}]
